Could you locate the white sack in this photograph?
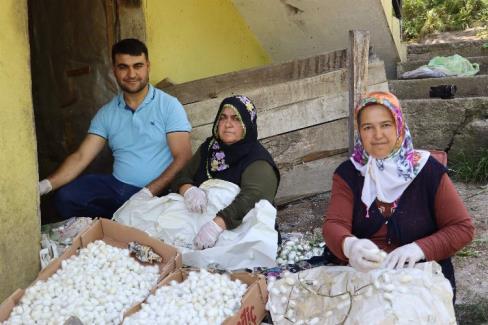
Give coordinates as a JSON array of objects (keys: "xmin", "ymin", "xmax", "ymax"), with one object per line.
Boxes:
[
  {"xmin": 113, "ymin": 179, "xmax": 278, "ymax": 270},
  {"xmin": 267, "ymin": 262, "xmax": 456, "ymax": 325}
]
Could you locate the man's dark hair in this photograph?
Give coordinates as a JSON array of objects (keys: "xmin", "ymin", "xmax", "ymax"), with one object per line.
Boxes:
[{"xmin": 111, "ymin": 38, "xmax": 148, "ymax": 63}]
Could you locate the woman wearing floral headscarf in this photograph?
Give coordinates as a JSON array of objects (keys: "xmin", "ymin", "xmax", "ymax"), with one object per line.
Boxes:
[
  {"xmin": 323, "ymin": 91, "xmax": 474, "ymax": 296},
  {"xmin": 172, "ymin": 95, "xmax": 280, "ymax": 250}
]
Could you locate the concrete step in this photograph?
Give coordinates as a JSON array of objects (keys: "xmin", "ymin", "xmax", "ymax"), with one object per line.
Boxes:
[
  {"xmin": 407, "ymin": 40, "xmax": 488, "ymax": 61},
  {"xmin": 400, "ymin": 97, "xmax": 488, "ymax": 157},
  {"xmin": 397, "ymin": 56, "xmax": 488, "ymax": 78},
  {"xmin": 389, "ymin": 75, "xmax": 488, "ymax": 99}
]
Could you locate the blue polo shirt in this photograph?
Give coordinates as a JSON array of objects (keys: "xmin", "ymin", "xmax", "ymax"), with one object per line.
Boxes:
[{"xmin": 88, "ymin": 85, "xmax": 191, "ymax": 187}]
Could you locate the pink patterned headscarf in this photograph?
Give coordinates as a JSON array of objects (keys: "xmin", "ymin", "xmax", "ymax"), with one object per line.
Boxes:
[{"xmin": 350, "ymin": 91, "xmax": 430, "ymax": 213}]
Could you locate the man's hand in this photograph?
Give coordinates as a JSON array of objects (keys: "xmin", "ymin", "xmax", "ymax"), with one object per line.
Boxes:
[
  {"xmin": 343, "ymin": 237, "xmax": 383, "ymax": 272},
  {"xmin": 183, "ymin": 186, "xmax": 207, "ymax": 213},
  {"xmin": 193, "ymin": 220, "xmax": 224, "ymax": 250},
  {"xmin": 384, "ymin": 242, "xmax": 425, "ymax": 269},
  {"xmin": 129, "ymin": 187, "xmax": 154, "ymax": 201},
  {"xmin": 39, "ymin": 179, "xmax": 52, "ymax": 196}
]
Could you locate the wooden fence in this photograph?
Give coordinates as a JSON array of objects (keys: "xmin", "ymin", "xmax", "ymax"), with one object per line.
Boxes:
[{"xmin": 160, "ymin": 34, "xmax": 387, "ymax": 204}]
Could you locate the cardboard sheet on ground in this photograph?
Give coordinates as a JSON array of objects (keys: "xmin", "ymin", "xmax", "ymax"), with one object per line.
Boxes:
[
  {"xmin": 113, "ymin": 179, "xmax": 278, "ymax": 270},
  {"xmin": 267, "ymin": 262, "xmax": 455, "ymax": 325}
]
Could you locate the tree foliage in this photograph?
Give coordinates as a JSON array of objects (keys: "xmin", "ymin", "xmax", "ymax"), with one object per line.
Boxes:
[{"xmin": 403, "ymin": 0, "xmax": 488, "ymax": 40}]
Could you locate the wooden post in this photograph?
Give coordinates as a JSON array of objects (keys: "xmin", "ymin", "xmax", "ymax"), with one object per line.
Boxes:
[
  {"xmin": 348, "ymin": 30, "xmax": 370, "ymax": 155},
  {"xmin": 104, "ymin": 0, "xmax": 116, "ymax": 50}
]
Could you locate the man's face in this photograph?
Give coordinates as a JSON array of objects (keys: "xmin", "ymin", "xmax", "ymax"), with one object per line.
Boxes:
[{"xmin": 113, "ymin": 53, "xmax": 150, "ymax": 94}]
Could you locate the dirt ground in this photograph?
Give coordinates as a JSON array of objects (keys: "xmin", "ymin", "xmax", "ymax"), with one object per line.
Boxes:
[{"xmin": 277, "ymin": 181, "xmax": 488, "ymax": 324}]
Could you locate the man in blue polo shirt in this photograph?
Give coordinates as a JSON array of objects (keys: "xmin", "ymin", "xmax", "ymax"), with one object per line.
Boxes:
[{"xmin": 38, "ymin": 38, "xmax": 192, "ymax": 218}]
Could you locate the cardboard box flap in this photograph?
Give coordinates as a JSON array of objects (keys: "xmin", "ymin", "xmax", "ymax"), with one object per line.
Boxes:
[{"xmin": 0, "ymin": 289, "xmax": 24, "ymax": 321}]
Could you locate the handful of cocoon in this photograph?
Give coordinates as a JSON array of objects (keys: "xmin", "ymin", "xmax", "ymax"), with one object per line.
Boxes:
[
  {"xmin": 124, "ymin": 269, "xmax": 248, "ymax": 325},
  {"xmin": 2, "ymin": 240, "xmax": 160, "ymax": 325},
  {"xmin": 277, "ymin": 236, "xmax": 324, "ymax": 266}
]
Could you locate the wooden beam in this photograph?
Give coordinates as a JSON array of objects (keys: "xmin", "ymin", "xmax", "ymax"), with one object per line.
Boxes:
[
  {"xmin": 260, "ymin": 118, "xmax": 349, "ymax": 167},
  {"xmin": 158, "ymin": 49, "xmax": 348, "ymax": 104},
  {"xmin": 275, "ymin": 154, "xmax": 348, "ymax": 205},
  {"xmin": 348, "ymin": 30, "xmax": 370, "ymax": 155},
  {"xmin": 184, "ymin": 61, "xmax": 386, "ymax": 128},
  {"xmin": 189, "ymin": 93, "xmax": 348, "ymax": 151},
  {"xmin": 184, "ymin": 68, "xmax": 347, "ymax": 127},
  {"xmin": 104, "ymin": 0, "xmax": 116, "ymax": 52},
  {"xmin": 189, "ymin": 80, "xmax": 389, "ymax": 152}
]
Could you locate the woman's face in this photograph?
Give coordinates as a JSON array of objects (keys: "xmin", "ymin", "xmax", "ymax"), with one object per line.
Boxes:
[
  {"xmin": 217, "ymin": 106, "xmax": 244, "ymax": 145},
  {"xmin": 358, "ymin": 104, "xmax": 398, "ymax": 159}
]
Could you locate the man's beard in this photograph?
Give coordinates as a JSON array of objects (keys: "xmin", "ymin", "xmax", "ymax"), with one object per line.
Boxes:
[{"xmin": 118, "ymin": 77, "xmax": 149, "ymax": 94}]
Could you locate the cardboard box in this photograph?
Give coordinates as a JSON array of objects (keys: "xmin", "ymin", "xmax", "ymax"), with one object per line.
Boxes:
[
  {"xmin": 0, "ymin": 219, "xmax": 182, "ymax": 322},
  {"xmin": 125, "ymin": 269, "xmax": 269, "ymax": 325}
]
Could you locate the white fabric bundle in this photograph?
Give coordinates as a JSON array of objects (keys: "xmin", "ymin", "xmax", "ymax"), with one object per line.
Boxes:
[
  {"xmin": 113, "ymin": 179, "xmax": 278, "ymax": 270},
  {"xmin": 267, "ymin": 262, "xmax": 456, "ymax": 325}
]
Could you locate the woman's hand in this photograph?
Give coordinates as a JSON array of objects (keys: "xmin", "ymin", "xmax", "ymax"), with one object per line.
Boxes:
[
  {"xmin": 182, "ymin": 185, "xmax": 207, "ymax": 213},
  {"xmin": 193, "ymin": 218, "xmax": 225, "ymax": 250},
  {"xmin": 384, "ymin": 242, "xmax": 425, "ymax": 269},
  {"xmin": 343, "ymin": 237, "xmax": 384, "ymax": 272}
]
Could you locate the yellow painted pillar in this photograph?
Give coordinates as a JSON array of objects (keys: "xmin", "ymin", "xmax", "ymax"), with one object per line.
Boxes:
[{"xmin": 0, "ymin": 0, "xmax": 40, "ymax": 300}]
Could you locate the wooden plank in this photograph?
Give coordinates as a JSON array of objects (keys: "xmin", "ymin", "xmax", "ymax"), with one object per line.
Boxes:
[
  {"xmin": 368, "ymin": 81, "xmax": 389, "ymax": 92},
  {"xmin": 184, "ymin": 61, "xmax": 386, "ymax": 128},
  {"xmin": 158, "ymin": 49, "xmax": 348, "ymax": 105},
  {"xmin": 261, "ymin": 118, "xmax": 349, "ymax": 167},
  {"xmin": 189, "ymin": 80, "xmax": 389, "ymax": 152},
  {"xmin": 189, "ymin": 93, "xmax": 348, "ymax": 151},
  {"xmin": 348, "ymin": 30, "xmax": 370, "ymax": 155},
  {"xmin": 184, "ymin": 68, "xmax": 348, "ymax": 127},
  {"xmin": 104, "ymin": 0, "xmax": 116, "ymax": 51},
  {"xmin": 275, "ymin": 153, "xmax": 348, "ymax": 205}
]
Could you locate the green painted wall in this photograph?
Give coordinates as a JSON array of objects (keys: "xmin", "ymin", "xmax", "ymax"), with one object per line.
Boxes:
[
  {"xmin": 0, "ymin": 0, "xmax": 40, "ymax": 301},
  {"xmin": 143, "ymin": 0, "xmax": 270, "ymax": 84}
]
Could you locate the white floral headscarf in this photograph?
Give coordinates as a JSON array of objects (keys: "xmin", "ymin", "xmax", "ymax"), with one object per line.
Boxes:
[{"xmin": 351, "ymin": 91, "xmax": 430, "ymax": 214}]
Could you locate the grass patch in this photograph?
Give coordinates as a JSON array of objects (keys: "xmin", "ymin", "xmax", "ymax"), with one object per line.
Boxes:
[
  {"xmin": 449, "ymin": 149, "xmax": 488, "ymax": 184},
  {"xmin": 403, "ymin": 0, "xmax": 488, "ymax": 41},
  {"xmin": 455, "ymin": 296, "xmax": 488, "ymax": 324},
  {"xmin": 456, "ymin": 246, "xmax": 480, "ymax": 257}
]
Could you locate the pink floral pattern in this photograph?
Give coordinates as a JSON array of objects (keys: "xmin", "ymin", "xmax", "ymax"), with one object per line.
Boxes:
[{"xmin": 209, "ymin": 141, "xmax": 229, "ymax": 172}]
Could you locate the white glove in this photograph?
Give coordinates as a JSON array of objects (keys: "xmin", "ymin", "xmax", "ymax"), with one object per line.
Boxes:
[
  {"xmin": 129, "ymin": 187, "xmax": 154, "ymax": 201},
  {"xmin": 39, "ymin": 179, "xmax": 52, "ymax": 196},
  {"xmin": 183, "ymin": 186, "xmax": 207, "ymax": 213},
  {"xmin": 193, "ymin": 220, "xmax": 223, "ymax": 250},
  {"xmin": 384, "ymin": 242, "xmax": 425, "ymax": 269},
  {"xmin": 343, "ymin": 236, "xmax": 383, "ymax": 272}
]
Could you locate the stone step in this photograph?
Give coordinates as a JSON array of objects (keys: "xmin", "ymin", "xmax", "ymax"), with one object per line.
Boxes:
[
  {"xmin": 389, "ymin": 75, "xmax": 488, "ymax": 99},
  {"xmin": 407, "ymin": 40, "xmax": 488, "ymax": 61},
  {"xmin": 397, "ymin": 56, "xmax": 488, "ymax": 79},
  {"xmin": 400, "ymin": 97, "xmax": 488, "ymax": 158}
]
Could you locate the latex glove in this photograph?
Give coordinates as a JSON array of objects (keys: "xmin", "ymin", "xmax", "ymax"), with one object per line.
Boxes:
[
  {"xmin": 343, "ymin": 236, "xmax": 383, "ymax": 272},
  {"xmin": 129, "ymin": 187, "xmax": 154, "ymax": 201},
  {"xmin": 39, "ymin": 179, "xmax": 52, "ymax": 196},
  {"xmin": 193, "ymin": 220, "xmax": 223, "ymax": 250},
  {"xmin": 183, "ymin": 186, "xmax": 207, "ymax": 213},
  {"xmin": 384, "ymin": 242, "xmax": 425, "ymax": 269}
]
